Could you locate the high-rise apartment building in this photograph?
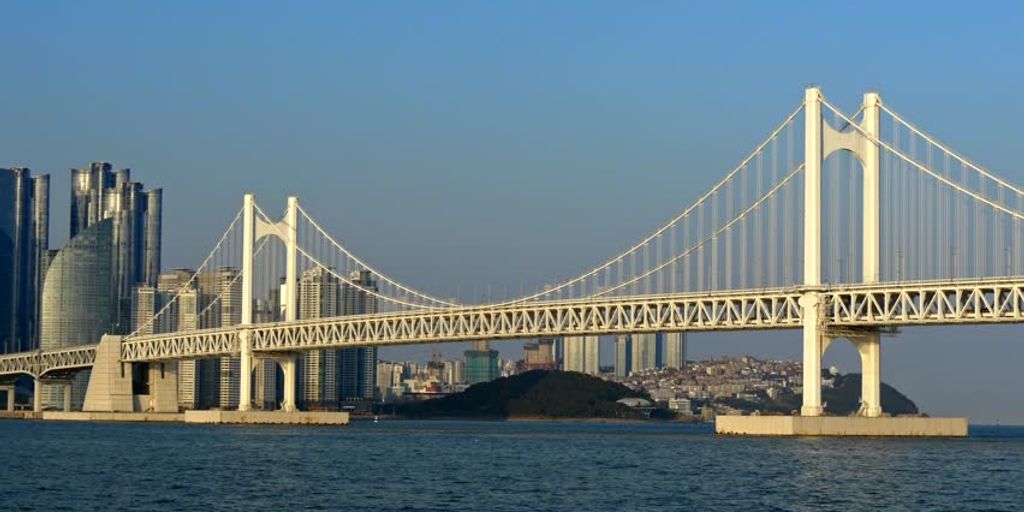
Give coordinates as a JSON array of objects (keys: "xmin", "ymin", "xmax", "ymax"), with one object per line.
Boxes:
[
  {"xmin": 662, "ymin": 332, "xmax": 687, "ymax": 369},
  {"xmin": 630, "ymin": 333, "xmax": 659, "ymax": 373},
  {"xmin": 563, "ymin": 335, "xmax": 600, "ymax": 375},
  {"xmin": 195, "ymin": 267, "xmax": 241, "ymax": 409},
  {"xmin": 443, "ymin": 359, "xmax": 465, "ymax": 386},
  {"xmin": 131, "ymin": 286, "xmax": 160, "ymax": 337},
  {"xmin": 615, "ymin": 335, "xmax": 632, "ymax": 377},
  {"xmin": 523, "ymin": 338, "xmax": 558, "ymax": 370},
  {"xmin": 339, "ymin": 270, "xmax": 378, "ymax": 401},
  {"xmin": 0, "ymin": 167, "xmax": 49, "ymax": 354},
  {"xmin": 253, "ymin": 296, "xmax": 280, "ymax": 410},
  {"xmin": 614, "ymin": 333, "xmax": 685, "ymax": 377},
  {"xmin": 297, "ymin": 267, "xmax": 341, "ymax": 409},
  {"xmin": 153, "ymin": 268, "xmax": 200, "ymax": 410}
]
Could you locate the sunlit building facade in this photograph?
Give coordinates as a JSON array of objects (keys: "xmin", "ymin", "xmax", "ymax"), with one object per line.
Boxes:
[{"xmin": 38, "ymin": 219, "xmax": 114, "ymax": 409}]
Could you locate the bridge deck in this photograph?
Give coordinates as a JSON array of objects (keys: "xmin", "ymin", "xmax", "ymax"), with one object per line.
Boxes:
[{"xmin": 4, "ymin": 277, "xmax": 1024, "ymax": 375}]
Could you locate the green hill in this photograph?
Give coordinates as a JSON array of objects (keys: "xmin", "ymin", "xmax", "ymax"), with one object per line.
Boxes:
[
  {"xmin": 398, "ymin": 370, "xmax": 651, "ymax": 419},
  {"xmin": 822, "ymin": 373, "xmax": 919, "ymax": 415}
]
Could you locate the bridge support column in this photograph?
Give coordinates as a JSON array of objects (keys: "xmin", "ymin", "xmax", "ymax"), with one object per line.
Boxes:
[
  {"xmin": 804, "ymin": 87, "xmax": 822, "ymax": 287},
  {"xmin": 241, "ymin": 195, "xmax": 255, "ymax": 411},
  {"xmin": 853, "ymin": 333, "xmax": 882, "ymax": 417},
  {"xmin": 800, "ymin": 292, "xmax": 826, "ymax": 416},
  {"xmin": 33, "ymin": 377, "xmax": 41, "ymax": 413},
  {"xmin": 276, "ymin": 354, "xmax": 297, "ymax": 412},
  {"xmin": 284, "ymin": 197, "xmax": 298, "ymax": 323},
  {"xmin": 82, "ymin": 335, "xmax": 134, "ymax": 412},
  {"xmin": 862, "ymin": 92, "xmax": 881, "ymax": 282},
  {"xmin": 238, "ymin": 332, "xmax": 252, "ymax": 412},
  {"xmin": 3, "ymin": 385, "xmax": 15, "ymax": 411},
  {"xmin": 63, "ymin": 383, "xmax": 72, "ymax": 412}
]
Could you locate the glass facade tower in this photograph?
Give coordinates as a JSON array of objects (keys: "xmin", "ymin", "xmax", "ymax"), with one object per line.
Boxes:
[
  {"xmin": 0, "ymin": 168, "xmax": 49, "ymax": 354},
  {"xmin": 38, "ymin": 219, "xmax": 114, "ymax": 409}
]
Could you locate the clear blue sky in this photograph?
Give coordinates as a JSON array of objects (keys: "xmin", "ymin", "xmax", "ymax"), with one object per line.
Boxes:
[{"xmin": 3, "ymin": 1, "xmax": 1023, "ymax": 422}]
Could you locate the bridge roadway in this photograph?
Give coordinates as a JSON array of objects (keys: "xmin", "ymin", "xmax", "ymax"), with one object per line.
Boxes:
[
  {"xmin": 3, "ymin": 276, "xmax": 1024, "ymax": 378},
  {"xmin": 130, "ymin": 275, "xmax": 1024, "ymax": 361}
]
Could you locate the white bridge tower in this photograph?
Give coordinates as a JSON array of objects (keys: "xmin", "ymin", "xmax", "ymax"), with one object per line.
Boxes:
[{"xmin": 801, "ymin": 87, "xmax": 883, "ymax": 417}]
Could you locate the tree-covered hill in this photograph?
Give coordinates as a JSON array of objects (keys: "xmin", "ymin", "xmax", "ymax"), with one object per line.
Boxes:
[
  {"xmin": 398, "ymin": 370, "xmax": 651, "ymax": 419},
  {"xmin": 716, "ymin": 373, "xmax": 919, "ymax": 416},
  {"xmin": 822, "ymin": 373, "xmax": 919, "ymax": 415}
]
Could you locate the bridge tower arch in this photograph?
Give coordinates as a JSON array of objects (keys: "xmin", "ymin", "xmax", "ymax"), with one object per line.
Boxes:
[
  {"xmin": 240, "ymin": 194, "xmax": 299, "ymax": 412},
  {"xmin": 802, "ymin": 88, "xmax": 883, "ymax": 417}
]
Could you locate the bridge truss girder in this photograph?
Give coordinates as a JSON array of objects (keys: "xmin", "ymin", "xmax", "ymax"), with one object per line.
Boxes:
[
  {"xmin": 0, "ymin": 346, "xmax": 96, "ymax": 378},
  {"xmin": 6, "ymin": 277, "xmax": 1024, "ymax": 374}
]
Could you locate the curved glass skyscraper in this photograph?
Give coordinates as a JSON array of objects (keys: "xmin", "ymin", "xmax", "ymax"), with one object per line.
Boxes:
[
  {"xmin": 39, "ymin": 219, "xmax": 114, "ymax": 409},
  {"xmin": 40, "ymin": 219, "xmax": 114, "ymax": 350}
]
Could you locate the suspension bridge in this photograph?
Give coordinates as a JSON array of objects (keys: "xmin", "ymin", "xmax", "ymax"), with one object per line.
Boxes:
[{"xmin": 2, "ymin": 87, "xmax": 1021, "ymax": 431}]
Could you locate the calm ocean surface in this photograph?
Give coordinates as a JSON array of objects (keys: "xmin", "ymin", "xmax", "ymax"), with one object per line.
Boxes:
[{"xmin": 1, "ymin": 420, "xmax": 1022, "ymax": 511}]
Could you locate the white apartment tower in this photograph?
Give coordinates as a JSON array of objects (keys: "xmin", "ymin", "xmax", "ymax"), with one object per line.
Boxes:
[
  {"xmin": 563, "ymin": 336, "xmax": 600, "ymax": 375},
  {"xmin": 298, "ymin": 267, "xmax": 341, "ymax": 408}
]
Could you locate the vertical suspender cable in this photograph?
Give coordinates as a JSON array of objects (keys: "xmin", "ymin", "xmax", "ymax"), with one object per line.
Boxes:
[
  {"xmin": 683, "ymin": 216, "xmax": 691, "ymax": 292},
  {"xmin": 710, "ymin": 191, "xmax": 718, "ymax": 291},
  {"xmin": 829, "ymin": 134, "xmax": 839, "ymax": 284},
  {"xmin": 785, "ymin": 122, "xmax": 793, "ymax": 284},
  {"xmin": 725, "ymin": 172, "xmax": 733, "ymax": 289},
  {"xmin": 755, "ymin": 152, "xmax": 763, "ymax": 287},
  {"xmin": 739, "ymin": 165, "xmax": 747, "ymax": 288},
  {"xmin": 848, "ymin": 151, "xmax": 855, "ymax": 282},
  {"xmin": 670, "ymin": 218, "xmax": 677, "ymax": 293},
  {"xmin": 697, "ymin": 201, "xmax": 704, "ymax": 291},
  {"xmin": 770, "ymin": 135, "xmax": 779, "ymax": 286}
]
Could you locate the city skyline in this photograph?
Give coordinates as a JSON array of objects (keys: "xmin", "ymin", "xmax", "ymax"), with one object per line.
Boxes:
[
  {"xmin": 3, "ymin": 4, "xmax": 1023, "ymax": 511},
  {"xmin": 3, "ymin": 2, "xmax": 1024, "ymax": 424}
]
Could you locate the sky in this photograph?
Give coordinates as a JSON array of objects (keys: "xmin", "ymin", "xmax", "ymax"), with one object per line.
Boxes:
[{"xmin": 3, "ymin": 1, "xmax": 1024, "ymax": 423}]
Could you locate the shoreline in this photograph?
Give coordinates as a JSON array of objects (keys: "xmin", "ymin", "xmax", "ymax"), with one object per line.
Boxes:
[{"xmin": 357, "ymin": 414, "xmax": 705, "ymax": 425}]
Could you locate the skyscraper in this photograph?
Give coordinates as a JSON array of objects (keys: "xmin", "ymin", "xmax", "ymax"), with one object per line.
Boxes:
[
  {"xmin": 195, "ymin": 267, "xmax": 241, "ymax": 409},
  {"xmin": 563, "ymin": 335, "xmax": 600, "ymax": 375},
  {"xmin": 297, "ymin": 267, "xmax": 341, "ymax": 409},
  {"xmin": 156, "ymin": 268, "xmax": 200, "ymax": 410},
  {"xmin": 443, "ymin": 359, "xmax": 465, "ymax": 386},
  {"xmin": 615, "ymin": 335, "xmax": 632, "ymax": 377},
  {"xmin": 523, "ymin": 338, "xmax": 558, "ymax": 370},
  {"xmin": 70, "ymin": 163, "xmax": 162, "ymax": 334},
  {"xmin": 465, "ymin": 340, "xmax": 499, "ymax": 385},
  {"xmin": 339, "ymin": 270, "xmax": 378, "ymax": 401},
  {"xmin": 662, "ymin": 332, "xmax": 687, "ymax": 369},
  {"xmin": 630, "ymin": 333, "xmax": 658, "ymax": 373},
  {"xmin": 253, "ymin": 295, "xmax": 280, "ymax": 410},
  {"xmin": 131, "ymin": 286, "xmax": 160, "ymax": 337},
  {"xmin": 0, "ymin": 167, "xmax": 49, "ymax": 354},
  {"xmin": 39, "ymin": 219, "xmax": 114, "ymax": 409}
]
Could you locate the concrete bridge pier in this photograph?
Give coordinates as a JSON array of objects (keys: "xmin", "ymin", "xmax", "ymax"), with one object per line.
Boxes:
[
  {"xmin": 1, "ymin": 385, "xmax": 15, "ymax": 411},
  {"xmin": 853, "ymin": 333, "xmax": 882, "ymax": 418},
  {"xmin": 63, "ymin": 383, "xmax": 72, "ymax": 412},
  {"xmin": 238, "ymin": 332, "xmax": 253, "ymax": 412},
  {"xmin": 800, "ymin": 292, "xmax": 825, "ymax": 416},
  {"xmin": 800, "ymin": 317, "xmax": 883, "ymax": 417},
  {"xmin": 276, "ymin": 354, "xmax": 297, "ymax": 412},
  {"xmin": 33, "ymin": 377, "xmax": 41, "ymax": 413}
]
